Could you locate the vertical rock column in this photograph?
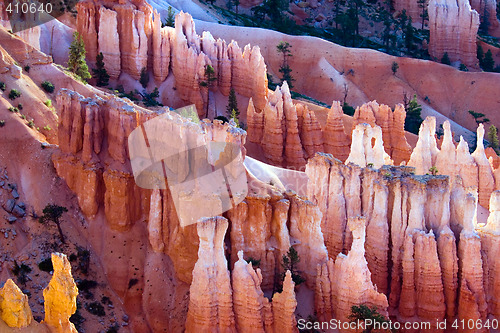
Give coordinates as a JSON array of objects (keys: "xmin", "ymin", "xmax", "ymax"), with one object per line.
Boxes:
[
  {"xmin": 186, "ymin": 217, "xmax": 236, "ymax": 332},
  {"xmin": 43, "ymin": 253, "xmax": 79, "ymax": 333},
  {"xmin": 428, "ymin": 0, "xmax": 480, "ymax": 67},
  {"xmin": 0, "ymin": 279, "xmax": 33, "ymax": 328},
  {"xmin": 323, "ymin": 101, "xmax": 350, "ymax": 162}
]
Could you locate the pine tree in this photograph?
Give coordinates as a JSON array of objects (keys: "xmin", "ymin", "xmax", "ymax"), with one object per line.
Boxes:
[
  {"xmin": 276, "ymin": 41, "xmax": 295, "ymax": 88},
  {"xmin": 488, "ymin": 125, "xmax": 500, "ymax": 153},
  {"xmin": 68, "ymin": 32, "xmax": 91, "ymax": 82},
  {"xmin": 418, "ymin": 0, "xmax": 428, "ymax": 30},
  {"xmin": 92, "ymin": 52, "xmax": 110, "ymax": 87},
  {"xmin": 405, "ymin": 17, "xmax": 415, "ymax": 51},
  {"xmin": 483, "ymin": 49, "xmax": 495, "ymax": 72},
  {"xmin": 349, "ymin": 305, "xmax": 390, "ymax": 333},
  {"xmin": 405, "ymin": 94, "xmax": 423, "ymax": 134},
  {"xmin": 478, "ymin": 44, "xmax": 485, "ymax": 67},
  {"xmin": 39, "ymin": 204, "xmax": 68, "ymax": 244},
  {"xmin": 226, "ymin": 87, "xmax": 239, "ymax": 122},
  {"xmin": 140, "ymin": 67, "xmax": 149, "ymax": 89},
  {"xmin": 391, "ymin": 62, "xmax": 399, "ymax": 75},
  {"xmin": 468, "ymin": 110, "xmax": 490, "ymax": 125},
  {"xmin": 281, "ymin": 247, "xmax": 305, "ymax": 286},
  {"xmin": 441, "ymin": 52, "xmax": 451, "ymax": 65},
  {"xmin": 162, "ymin": 6, "xmax": 175, "ymax": 27}
]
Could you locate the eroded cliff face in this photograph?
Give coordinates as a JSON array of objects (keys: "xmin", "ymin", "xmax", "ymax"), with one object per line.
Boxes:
[
  {"xmin": 186, "ymin": 217, "xmax": 298, "ymax": 333},
  {"xmin": 76, "ymin": 4, "xmax": 267, "ymax": 115},
  {"xmin": 315, "ymin": 216, "xmax": 389, "ymax": 324},
  {"xmin": 409, "ymin": 117, "xmax": 498, "ymax": 209},
  {"xmin": 248, "ymin": 83, "xmax": 412, "ymax": 169},
  {"xmin": 306, "ymin": 144, "xmax": 498, "ymax": 329},
  {"xmin": 185, "ymin": 217, "xmax": 236, "ymax": 333},
  {"xmin": 52, "ymin": 82, "xmax": 500, "ymax": 331},
  {"xmin": 428, "ymin": 0, "xmax": 480, "ymax": 67},
  {"xmin": 43, "ymin": 253, "xmax": 79, "ymax": 333},
  {"xmin": 470, "ymin": 0, "xmax": 499, "ymax": 33},
  {"xmin": 0, "ymin": 279, "xmax": 33, "ymax": 328},
  {"xmin": 54, "ymin": 87, "xmax": 248, "ymax": 287}
]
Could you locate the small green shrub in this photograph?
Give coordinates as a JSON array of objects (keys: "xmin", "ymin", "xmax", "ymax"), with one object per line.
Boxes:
[
  {"xmin": 342, "ymin": 102, "xmax": 355, "ymax": 116},
  {"xmin": 9, "ymin": 89, "xmax": 21, "ymax": 100},
  {"xmin": 441, "ymin": 52, "xmax": 451, "ymax": 65},
  {"xmin": 24, "ymin": 65, "xmax": 30, "ymax": 72},
  {"xmin": 12, "ymin": 261, "xmax": 31, "ymax": 285},
  {"xmin": 459, "ymin": 63, "xmax": 468, "ymax": 72},
  {"xmin": 391, "ymin": 61, "xmax": 399, "ymax": 74},
  {"xmin": 27, "ymin": 119, "xmax": 35, "ymax": 128},
  {"xmin": 0, "ymin": 82, "xmax": 5, "ymax": 91},
  {"xmin": 247, "ymin": 257, "xmax": 261, "ymax": 268},
  {"xmin": 0, "ymin": 120, "xmax": 5, "ymax": 127},
  {"xmin": 86, "ymin": 301, "xmax": 105, "ymax": 317},
  {"xmin": 20, "ymin": 114, "xmax": 26, "ymax": 120},
  {"xmin": 38, "ymin": 258, "xmax": 54, "ymax": 272},
  {"xmin": 41, "ymin": 81, "xmax": 55, "ymax": 93},
  {"xmin": 77, "ymin": 279, "xmax": 98, "ymax": 291},
  {"xmin": 77, "ymin": 247, "xmax": 90, "ymax": 275},
  {"xmin": 18, "ymin": 103, "xmax": 23, "ymax": 110},
  {"xmin": 8, "ymin": 107, "xmax": 19, "ymax": 113},
  {"xmin": 140, "ymin": 67, "xmax": 149, "ymax": 88},
  {"xmin": 43, "ymin": 125, "xmax": 52, "ymax": 131},
  {"xmin": 44, "ymin": 99, "xmax": 52, "ymax": 107},
  {"xmin": 142, "ymin": 87, "xmax": 161, "ymax": 107},
  {"xmin": 77, "ymin": 279, "xmax": 97, "ymax": 299}
]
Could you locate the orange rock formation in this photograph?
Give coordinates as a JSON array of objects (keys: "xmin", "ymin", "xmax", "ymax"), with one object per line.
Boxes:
[{"xmin": 428, "ymin": 0, "xmax": 480, "ymax": 67}]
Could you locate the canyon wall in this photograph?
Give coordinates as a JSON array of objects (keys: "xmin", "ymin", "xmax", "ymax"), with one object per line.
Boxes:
[
  {"xmin": 76, "ymin": 2, "xmax": 268, "ymax": 115},
  {"xmin": 54, "ymin": 88, "xmax": 248, "ymax": 286},
  {"xmin": 51, "ymin": 82, "xmax": 500, "ymax": 331},
  {"xmin": 408, "ymin": 117, "xmax": 497, "ymax": 209},
  {"xmin": 428, "ymin": 0, "xmax": 480, "ymax": 67},
  {"xmin": 247, "ymin": 83, "xmax": 412, "ymax": 169},
  {"xmin": 307, "ymin": 150, "xmax": 499, "ymax": 330},
  {"xmin": 470, "ymin": 0, "xmax": 500, "ymax": 33},
  {"xmin": 186, "ymin": 217, "xmax": 299, "ymax": 332}
]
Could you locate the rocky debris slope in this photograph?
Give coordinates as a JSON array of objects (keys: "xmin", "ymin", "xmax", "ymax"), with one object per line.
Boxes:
[
  {"xmin": 0, "ymin": 253, "xmax": 78, "ymax": 332},
  {"xmin": 428, "ymin": 0, "xmax": 480, "ymax": 67}
]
